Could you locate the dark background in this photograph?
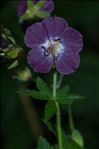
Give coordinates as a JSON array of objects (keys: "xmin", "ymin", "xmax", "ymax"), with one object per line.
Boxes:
[{"xmin": 1, "ymin": 1, "xmax": 99, "ymax": 149}]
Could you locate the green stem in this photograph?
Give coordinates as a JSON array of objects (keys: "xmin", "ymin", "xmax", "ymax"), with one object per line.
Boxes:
[
  {"xmin": 57, "ymin": 74, "xmax": 64, "ymax": 89},
  {"xmin": 53, "ymin": 72, "xmax": 57, "ymax": 98},
  {"xmin": 53, "ymin": 72, "xmax": 63, "ymax": 149},
  {"xmin": 68, "ymin": 105, "xmax": 75, "ymax": 132},
  {"xmin": 55, "ymin": 102, "xmax": 63, "ymax": 149}
]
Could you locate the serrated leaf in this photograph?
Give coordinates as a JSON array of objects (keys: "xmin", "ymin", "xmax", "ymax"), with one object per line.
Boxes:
[
  {"xmin": 56, "ymin": 85, "xmax": 70, "ymax": 100},
  {"xmin": 18, "ymin": 89, "xmax": 50, "ymax": 100},
  {"xmin": 8, "ymin": 60, "xmax": 18, "ymax": 69},
  {"xmin": 56, "ymin": 93, "xmax": 85, "ymax": 105},
  {"xmin": 66, "ymin": 94, "xmax": 85, "ymax": 105},
  {"xmin": 37, "ymin": 77, "xmax": 52, "ymax": 97},
  {"xmin": 44, "ymin": 100, "xmax": 56, "ymax": 122},
  {"xmin": 37, "ymin": 136, "xmax": 50, "ymax": 149}
]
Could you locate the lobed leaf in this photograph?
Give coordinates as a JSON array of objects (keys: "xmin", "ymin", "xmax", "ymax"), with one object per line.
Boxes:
[
  {"xmin": 56, "ymin": 85, "xmax": 70, "ymax": 100},
  {"xmin": 44, "ymin": 100, "xmax": 56, "ymax": 122},
  {"xmin": 56, "ymin": 93, "xmax": 85, "ymax": 105},
  {"xmin": 37, "ymin": 77, "xmax": 52, "ymax": 97},
  {"xmin": 18, "ymin": 89, "xmax": 50, "ymax": 100}
]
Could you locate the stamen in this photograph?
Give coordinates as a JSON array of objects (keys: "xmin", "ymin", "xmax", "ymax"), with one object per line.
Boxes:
[{"xmin": 41, "ymin": 38, "xmax": 64, "ymax": 57}]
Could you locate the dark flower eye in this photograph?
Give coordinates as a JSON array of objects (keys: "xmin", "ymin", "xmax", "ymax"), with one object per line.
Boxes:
[
  {"xmin": 24, "ymin": 16, "xmax": 83, "ymax": 74},
  {"xmin": 41, "ymin": 46, "xmax": 50, "ymax": 57}
]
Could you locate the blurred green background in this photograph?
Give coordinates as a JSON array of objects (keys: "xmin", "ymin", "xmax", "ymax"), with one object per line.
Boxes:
[{"xmin": 1, "ymin": 1, "xmax": 99, "ymax": 149}]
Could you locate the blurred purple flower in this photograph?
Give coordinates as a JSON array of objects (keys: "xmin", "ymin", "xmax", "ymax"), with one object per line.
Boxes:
[
  {"xmin": 17, "ymin": 0, "xmax": 54, "ymax": 17},
  {"xmin": 24, "ymin": 17, "xmax": 83, "ymax": 74}
]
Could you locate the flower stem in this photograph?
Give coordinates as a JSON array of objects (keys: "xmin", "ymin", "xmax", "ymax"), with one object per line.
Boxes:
[
  {"xmin": 57, "ymin": 74, "xmax": 64, "ymax": 89},
  {"xmin": 55, "ymin": 102, "xmax": 63, "ymax": 149},
  {"xmin": 53, "ymin": 72, "xmax": 57, "ymax": 98},
  {"xmin": 53, "ymin": 72, "xmax": 63, "ymax": 149},
  {"xmin": 68, "ymin": 105, "xmax": 75, "ymax": 132}
]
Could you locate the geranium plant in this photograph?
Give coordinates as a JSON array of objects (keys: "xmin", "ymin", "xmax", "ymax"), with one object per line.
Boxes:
[{"xmin": 0, "ymin": 1, "xmax": 85, "ymax": 149}]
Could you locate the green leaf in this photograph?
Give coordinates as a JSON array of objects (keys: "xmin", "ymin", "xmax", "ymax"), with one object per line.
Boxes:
[
  {"xmin": 4, "ymin": 28, "xmax": 11, "ymax": 36},
  {"xmin": 1, "ymin": 33, "xmax": 7, "ymax": 40},
  {"xmin": 7, "ymin": 36, "xmax": 16, "ymax": 44},
  {"xmin": 18, "ymin": 89, "xmax": 49, "ymax": 100},
  {"xmin": 37, "ymin": 136, "xmax": 50, "ymax": 149},
  {"xmin": 8, "ymin": 60, "xmax": 18, "ymax": 69},
  {"xmin": 66, "ymin": 94, "xmax": 85, "ymax": 105},
  {"xmin": 37, "ymin": 77, "xmax": 52, "ymax": 97},
  {"xmin": 44, "ymin": 100, "xmax": 56, "ymax": 122},
  {"xmin": 72, "ymin": 130, "xmax": 84, "ymax": 147},
  {"xmin": 56, "ymin": 85, "xmax": 70, "ymax": 100},
  {"xmin": 56, "ymin": 93, "xmax": 85, "ymax": 105},
  {"xmin": 62, "ymin": 130, "xmax": 83, "ymax": 149}
]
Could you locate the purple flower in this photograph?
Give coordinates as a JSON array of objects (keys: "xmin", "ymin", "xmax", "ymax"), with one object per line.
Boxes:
[
  {"xmin": 17, "ymin": 0, "xmax": 54, "ymax": 17},
  {"xmin": 24, "ymin": 16, "xmax": 83, "ymax": 74}
]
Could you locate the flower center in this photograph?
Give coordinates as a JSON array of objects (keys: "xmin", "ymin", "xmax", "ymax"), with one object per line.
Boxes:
[{"xmin": 41, "ymin": 38, "xmax": 64, "ymax": 58}]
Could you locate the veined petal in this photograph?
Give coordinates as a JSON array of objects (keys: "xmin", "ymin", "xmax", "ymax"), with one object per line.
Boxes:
[
  {"xmin": 24, "ymin": 22, "xmax": 48, "ymax": 48},
  {"xmin": 56, "ymin": 52, "xmax": 80, "ymax": 74},
  {"xmin": 27, "ymin": 48, "xmax": 53, "ymax": 73},
  {"xmin": 61, "ymin": 27, "xmax": 83, "ymax": 53},
  {"xmin": 42, "ymin": 16, "xmax": 68, "ymax": 39}
]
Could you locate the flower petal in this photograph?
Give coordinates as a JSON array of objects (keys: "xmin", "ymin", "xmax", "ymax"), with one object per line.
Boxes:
[
  {"xmin": 41, "ymin": 0, "xmax": 54, "ymax": 13},
  {"xmin": 24, "ymin": 22, "xmax": 48, "ymax": 48},
  {"xmin": 17, "ymin": 0, "xmax": 26, "ymax": 17},
  {"xmin": 56, "ymin": 52, "xmax": 80, "ymax": 74},
  {"xmin": 42, "ymin": 16, "xmax": 68, "ymax": 39},
  {"xmin": 27, "ymin": 48, "xmax": 53, "ymax": 73},
  {"xmin": 61, "ymin": 27, "xmax": 83, "ymax": 53}
]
